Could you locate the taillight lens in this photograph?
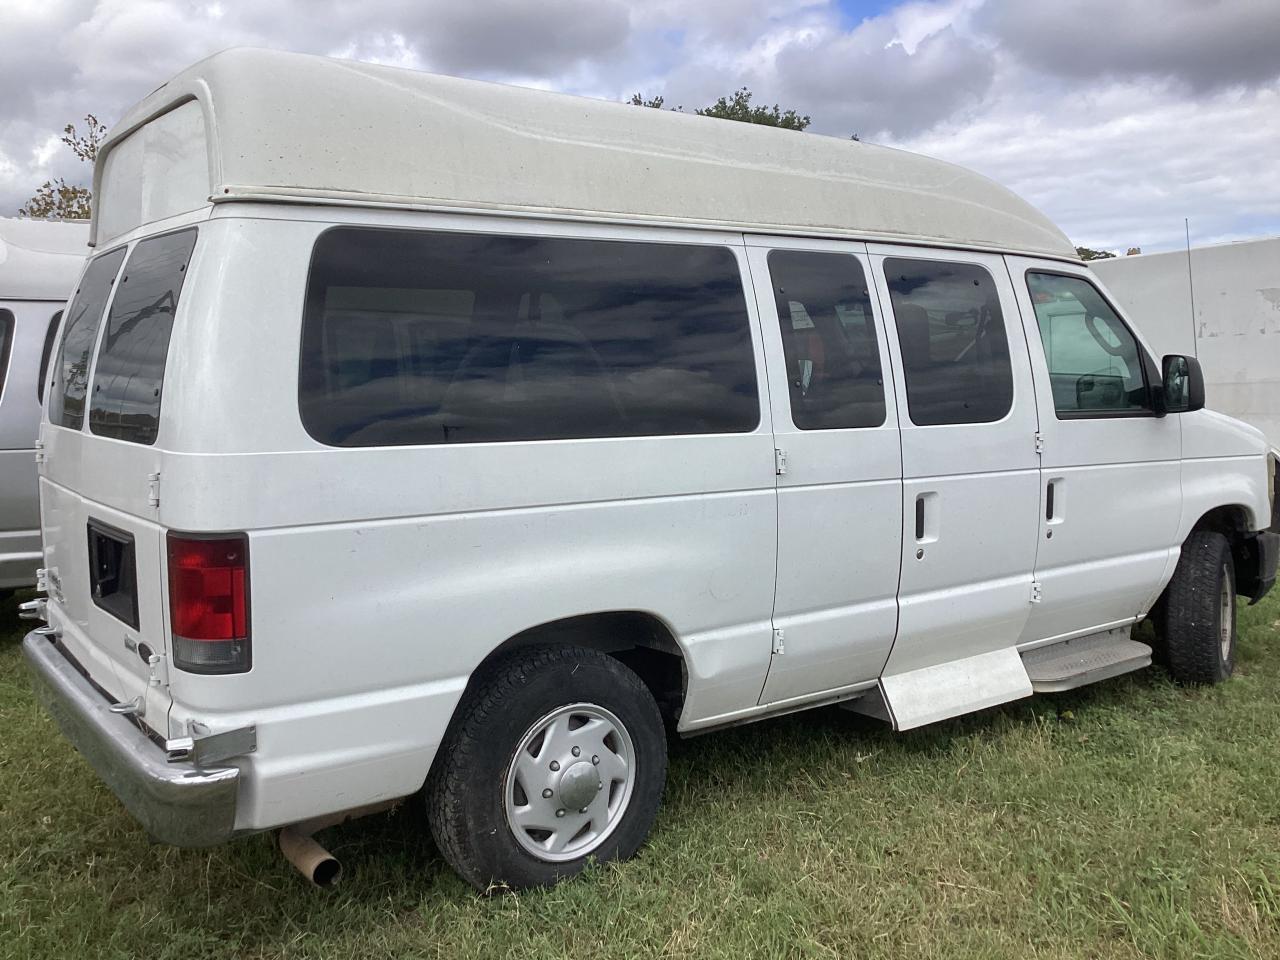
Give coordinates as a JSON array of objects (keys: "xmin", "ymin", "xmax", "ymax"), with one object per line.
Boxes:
[{"xmin": 167, "ymin": 532, "xmax": 250, "ymax": 674}]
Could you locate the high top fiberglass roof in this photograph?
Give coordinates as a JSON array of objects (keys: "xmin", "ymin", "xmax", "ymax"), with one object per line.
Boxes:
[
  {"xmin": 93, "ymin": 48, "xmax": 1076, "ymax": 260},
  {"xmin": 0, "ymin": 218, "xmax": 88, "ymax": 301}
]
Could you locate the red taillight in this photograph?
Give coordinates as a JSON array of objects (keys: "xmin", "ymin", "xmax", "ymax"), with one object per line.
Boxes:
[{"xmin": 167, "ymin": 532, "xmax": 250, "ymax": 674}]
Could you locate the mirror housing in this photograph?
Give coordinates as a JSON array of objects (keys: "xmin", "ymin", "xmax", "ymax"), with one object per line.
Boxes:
[{"xmin": 1162, "ymin": 354, "xmax": 1205, "ymax": 414}]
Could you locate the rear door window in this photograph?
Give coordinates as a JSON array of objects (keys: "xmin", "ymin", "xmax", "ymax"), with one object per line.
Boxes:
[
  {"xmin": 883, "ymin": 258, "xmax": 1014, "ymax": 426},
  {"xmin": 37, "ymin": 310, "xmax": 63, "ymax": 402},
  {"xmin": 49, "ymin": 248, "xmax": 127, "ymax": 430},
  {"xmin": 89, "ymin": 228, "xmax": 197, "ymax": 444},
  {"xmin": 299, "ymin": 228, "xmax": 760, "ymax": 446},
  {"xmin": 767, "ymin": 250, "xmax": 885, "ymax": 430},
  {"xmin": 0, "ymin": 310, "xmax": 13, "ymax": 401}
]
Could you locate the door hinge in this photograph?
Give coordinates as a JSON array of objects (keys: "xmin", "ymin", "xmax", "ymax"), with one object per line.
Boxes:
[
  {"xmin": 1034, "ymin": 431, "xmax": 1045, "ymax": 454},
  {"xmin": 146, "ymin": 651, "xmax": 170, "ymax": 688},
  {"xmin": 34, "ymin": 439, "xmax": 45, "ymax": 465},
  {"xmin": 1030, "ymin": 580, "xmax": 1043, "ymax": 604},
  {"xmin": 146, "ymin": 471, "xmax": 160, "ymax": 508},
  {"xmin": 772, "ymin": 628, "xmax": 786, "ymax": 655},
  {"xmin": 774, "ymin": 448, "xmax": 788, "ymax": 476}
]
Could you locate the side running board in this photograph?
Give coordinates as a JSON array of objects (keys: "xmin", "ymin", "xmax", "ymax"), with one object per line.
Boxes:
[{"xmin": 1021, "ymin": 628, "xmax": 1152, "ymax": 693}]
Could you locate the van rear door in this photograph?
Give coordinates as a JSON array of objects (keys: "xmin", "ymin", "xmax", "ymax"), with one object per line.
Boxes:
[{"xmin": 40, "ymin": 229, "xmax": 198, "ymax": 736}]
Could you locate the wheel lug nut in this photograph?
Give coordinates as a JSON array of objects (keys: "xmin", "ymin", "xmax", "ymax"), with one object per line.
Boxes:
[
  {"xmin": 542, "ymin": 788, "xmax": 553, "ymax": 799},
  {"xmin": 549, "ymin": 760, "xmax": 560, "ymax": 771},
  {"xmin": 579, "ymin": 807, "xmax": 588, "ymax": 814},
  {"xmin": 591, "ymin": 755, "xmax": 599, "ymax": 765},
  {"xmin": 556, "ymin": 809, "xmax": 565, "ymax": 818},
  {"xmin": 571, "ymin": 746, "xmax": 581, "ymax": 757},
  {"xmin": 598, "ymin": 782, "xmax": 604, "ymax": 791}
]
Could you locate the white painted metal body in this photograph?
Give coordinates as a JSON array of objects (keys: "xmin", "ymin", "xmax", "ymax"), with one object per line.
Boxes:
[
  {"xmin": 1091, "ymin": 238, "xmax": 1280, "ymax": 448},
  {"xmin": 0, "ymin": 218, "xmax": 87, "ymax": 589},
  {"xmin": 32, "ymin": 50, "xmax": 1274, "ymax": 838}
]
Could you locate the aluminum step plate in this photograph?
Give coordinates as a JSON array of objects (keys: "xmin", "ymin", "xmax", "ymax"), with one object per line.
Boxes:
[
  {"xmin": 1021, "ymin": 629, "xmax": 1152, "ymax": 693},
  {"xmin": 877, "ymin": 646, "xmax": 1034, "ymax": 731}
]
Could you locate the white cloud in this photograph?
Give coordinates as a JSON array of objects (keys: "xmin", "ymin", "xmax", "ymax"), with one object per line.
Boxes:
[
  {"xmin": 880, "ymin": 24, "xmax": 1280, "ymax": 252},
  {"xmin": 980, "ymin": 0, "xmax": 1280, "ymax": 91}
]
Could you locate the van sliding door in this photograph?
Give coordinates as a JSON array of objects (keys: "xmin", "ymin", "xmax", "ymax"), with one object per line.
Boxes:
[{"xmin": 745, "ymin": 237, "xmax": 902, "ymax": 705}]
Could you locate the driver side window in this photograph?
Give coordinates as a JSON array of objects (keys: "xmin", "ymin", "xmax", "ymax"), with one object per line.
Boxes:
[{"xmin": 1026, "ymin": 272, "xmax": 1148, "ymax": 417}]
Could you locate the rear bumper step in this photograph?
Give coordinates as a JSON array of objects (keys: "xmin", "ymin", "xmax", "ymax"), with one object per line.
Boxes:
[
  {"xmin": 21, "ymin": 632, "xmax": 240, "ymax": 847},
  {"xmin": 1022, "ymin": 630, "xmax": 1152, "ymax": 693}
]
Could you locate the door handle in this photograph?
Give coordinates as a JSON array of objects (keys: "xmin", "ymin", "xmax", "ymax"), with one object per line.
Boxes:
[
  {"xmin": 1045, "ymin": 478, "xmax": 1063, "ymax": 537},
  {"xmin": 914, "ymin": 492, "xmax": 939, "ymax": 554}
]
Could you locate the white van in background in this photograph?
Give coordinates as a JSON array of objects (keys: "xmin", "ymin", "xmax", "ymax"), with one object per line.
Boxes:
[
  {"xmin": 0, "ymin": 217, "xmax": 87, "ymax": 596},
  {"xmin": 21, "ymin": 50, "xmax": 1279, "ymax": 891}
]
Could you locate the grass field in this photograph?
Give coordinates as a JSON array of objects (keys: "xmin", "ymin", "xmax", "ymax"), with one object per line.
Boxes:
[{"xmin": 3, "ymin": 590, "xmax": 1280, "ymax": 960}]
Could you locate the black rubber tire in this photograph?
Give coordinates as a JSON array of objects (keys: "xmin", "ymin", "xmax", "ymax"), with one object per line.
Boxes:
[
  {"xmin": 426, "ymin": 644, "xmax": 667, "ymax": 892},
  {"xmin": 1162, "ymin": 530, "xmax": 1237, "ymax": 684}
]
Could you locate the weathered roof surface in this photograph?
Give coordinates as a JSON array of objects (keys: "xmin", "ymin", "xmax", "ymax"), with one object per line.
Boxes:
[
  {"xmin": 98, "ymin": 48, "xmax": 1077, "ymax": 259},
  {"xmin": 0, "ymin": 218, "xmax": 88, "ymax": 301}
]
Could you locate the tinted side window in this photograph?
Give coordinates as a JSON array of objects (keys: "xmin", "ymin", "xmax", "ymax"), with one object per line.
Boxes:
[
  {"xmin": 37, "ymin": 310, "xmax": 63, "ymax": 402},
  {"xmin": 49, "ymin": 248, "xmax": 126, "ymax": 429},
  {"xmin": 299, "ymin": 229, "xmax": 759, "ymax": 446},
  {"xmin": 89, "ymin": 228, "xmax": 198, "ymax": 445},
  {"xmin": 0, "ymin": 310, "xmax": 12, "ymax": 401},
  {"xmin": 884, "ymin": 258, "xmax": 1013, "ymax": 426},
  {"xmin": 768, "ymin": 250, "xmax": 885, "ymax": 430},
  {"xmin": 1026, "ymin": 272, "xmax": 1148, "ymax": 416}
]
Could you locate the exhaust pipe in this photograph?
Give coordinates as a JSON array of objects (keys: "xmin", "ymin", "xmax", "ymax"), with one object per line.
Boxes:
[
  {"xmin": 278, "ymin": 799, "xmax": 400, "ymax": 888},
  {"xmin": 279, "ymin": 823, "xmax": 342, "ymax": 887}
]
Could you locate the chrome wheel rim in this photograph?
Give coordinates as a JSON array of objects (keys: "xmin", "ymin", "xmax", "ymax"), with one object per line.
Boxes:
[
  {"xmin": 504, "ymin": 702, "xmax": 636, "ymax": 863},
  {"xmin": 1220, "ymin": 564, "xmax": 1235, "ymax": 663}
]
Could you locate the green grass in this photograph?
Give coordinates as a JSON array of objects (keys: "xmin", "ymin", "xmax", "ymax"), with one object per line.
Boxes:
[{"xmin": 3, "ymin": 590, "xmax": 1280, "ymax": 960}]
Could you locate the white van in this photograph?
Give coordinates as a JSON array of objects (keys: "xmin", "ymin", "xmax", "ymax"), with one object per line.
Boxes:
[
  {"xmin": 21, "ymin": 49, "xmax": 1279, "ymax": 890},
  {"xmin": 0, "ymin": 217, "xmax": 87, "ymax": 596}
]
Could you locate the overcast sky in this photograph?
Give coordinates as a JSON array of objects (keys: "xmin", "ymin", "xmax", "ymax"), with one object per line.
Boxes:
[{"xmin": 2, "ymin": 0, "xmax": 1278, "ymax": 253}]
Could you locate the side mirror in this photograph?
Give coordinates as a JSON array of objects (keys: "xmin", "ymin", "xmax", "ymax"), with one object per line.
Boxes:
[{"xmin": 1162, "ymin": 354, "xmax": 1205, "ymax": 414}]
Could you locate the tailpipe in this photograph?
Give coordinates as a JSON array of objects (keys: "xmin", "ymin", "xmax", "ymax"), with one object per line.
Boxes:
[
  {"xmin": 277, "ymin": 799, "xmax": 400, "ymax": 888},
  {"xmin": 279, "ymin": 824, "xmax": 342, "ymax": 887}
]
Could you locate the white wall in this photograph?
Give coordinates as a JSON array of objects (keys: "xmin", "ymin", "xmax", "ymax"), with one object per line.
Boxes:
[{"xmin": 1092, "ymin": 237, "xmax": 1280, "ymax": 447}]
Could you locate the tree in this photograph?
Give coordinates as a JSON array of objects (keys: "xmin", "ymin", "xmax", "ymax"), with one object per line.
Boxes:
[
  {"xmin": 629, "ymin": 87, "xmax": 811, "ymax": 131},
  {"xmin": 697, "ymin": 88, "xmax": 810, "ymax": 130},
  {"xmin": 1075, "ymin": 246, "xmax": 1116, "ymax": 261},
  {"xmin": 628, "ymin": 93, "xmax": 669, "ymax": 110},
  {"xmin": 18, "ymin": 114, "xmax": 107, "ymax": 220}
]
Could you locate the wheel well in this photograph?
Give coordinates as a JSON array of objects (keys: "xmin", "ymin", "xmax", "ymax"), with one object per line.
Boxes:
[
  {"xmin": 1191, "ymin": 504, "xmax": 1250, "ymax": 540},
  {"xmin": 465, "ymin": 611, "xmax": 688, "ymax": 722},
  {"xmin": 1189, "ymin": 505, "xmax": 1262, "ymax": 597}
]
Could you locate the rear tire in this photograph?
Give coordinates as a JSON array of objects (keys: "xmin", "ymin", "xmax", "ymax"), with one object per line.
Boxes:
[
  {"xmin": 426, "ymin": 644, "xmax": 667, "ymax": 891},
  {"xmin": 1161, "ymin": 530, "xmax": 1237, "ymax": 684}
]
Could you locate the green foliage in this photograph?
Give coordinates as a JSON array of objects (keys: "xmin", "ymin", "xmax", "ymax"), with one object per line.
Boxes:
[
  {"xmin": 1076, "ymin": 246, "xmax": 1117, "ymax": 261},
  {"xmin": 628, "ymin": 93, "xmax": 667, "ymax": 110},
  {"xmin": 695, "ymin": 88, "xmax": 810, "ymax": 130},
  {"xmin": 18, "ymin": 115, "xmax": 106, "ymax": 220},
  {"xmin": 629, "ymin": 87, "xmax": 811, "ymax": 131}
]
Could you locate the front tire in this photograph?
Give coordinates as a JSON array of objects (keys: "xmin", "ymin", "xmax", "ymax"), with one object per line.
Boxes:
[
  {"xmin": 1161, "ymin": 530, "xmax": 1237, "ymax": 684},
  {"xmin": 426, "ymin": 645, "xmax": 667, "ymax": 891}
]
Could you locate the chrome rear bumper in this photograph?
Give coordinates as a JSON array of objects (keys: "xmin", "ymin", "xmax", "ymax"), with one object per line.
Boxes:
[{"xmin": 22, "ymin": 631, "xmax": 240, "ymax": 847}]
